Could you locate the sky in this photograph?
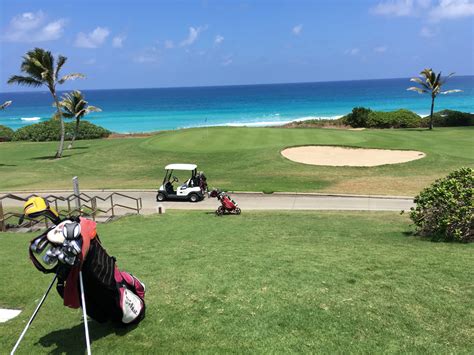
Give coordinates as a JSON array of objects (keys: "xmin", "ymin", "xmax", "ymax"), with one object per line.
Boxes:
[{"xmin": 1, "ymin": 0, "xmax": 473, "ymax": 92}]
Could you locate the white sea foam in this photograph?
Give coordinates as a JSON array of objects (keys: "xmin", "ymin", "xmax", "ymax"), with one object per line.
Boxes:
[
  {"xmin": 21, "ymin": 117, "xmax": 41, "ymax": 121},
  {"xmin": 180, "ymin": 115, "xmax": 345, "ymax": 129}
]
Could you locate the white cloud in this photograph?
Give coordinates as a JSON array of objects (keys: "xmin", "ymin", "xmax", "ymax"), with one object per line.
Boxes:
[
  {"xmin": 429, "ymin": 0, "xmax": 474, "ymax": 21},
  {"xmin": 420, "ymin": 26, "xmax": 437, "ymax": 36},
  {"xmin": 371, "ymin": 0, "xmax": 474, "ymax": 20},
  {"xmin": 165, "ymin": 40, "xmax": 175, "ymax": 49},
  {"xmin": 75, "ymin": 27, "xmax": 110, "ymax": 48},
  {"xmin": 2, "ymin": 11, "xmax": 66, "ymax": 42},
  {"xmin": 84, "ymin": 58, "xmax": 96, "ymax": 65},
  {"xmin": 221, "ymin": 54, "xmax": 233, "ymax": 66},
  {"xmin": 292, "ymin": 24, "xmax": 303, "ymax": 35},
  {"xmin": 370, "ymin": 0, "xmax": 431, "ymax": 16},
  {"xmin": 112, "ymin": 35, "xmax": 125, "ymax": 48},
  {"xmin": 133, "ymin": 47, "xmax": 159, "ymax": 63},
  {"xmin": 214, "ymin": 35, "xmax": 224, "ymax": 44},
  {"xmin": 180, "ymin": 26, "xmax": 203, "ymax": 47},
  {"xmin": 345, "ymin": 48, "xmax": 360, "ymax": 56},
  {"xmin": 374, "ymin": 45, "xmax": 388, "ymax": 53}
]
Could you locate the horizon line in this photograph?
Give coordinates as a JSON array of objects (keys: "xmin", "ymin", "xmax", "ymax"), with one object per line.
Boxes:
[{"xmin": 1, "ymin": 74, "xmax": 473, "ymax": 95}]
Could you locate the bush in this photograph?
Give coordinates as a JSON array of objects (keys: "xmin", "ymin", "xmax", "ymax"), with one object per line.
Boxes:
[
  {"xmin": 409, "ymin": 167, "xmax": 473, "ymax": 242},
  {"xmin": 422, "ymin": 110, "xmax": 474, "ymax": 127},
  {"xmin": 366, "ymin": 109, "xmax": 421, "ymax": 128},
  {"xmin": 341, "ymin": 107, "xmax": 372, "ymax": 128},
  {"xmin": 0, "ymin": 125, "xmax": 14, "ymax": 142},
  {"xmin": 12, "ymin": 120, "xmax": 111, "ymax": 142}
]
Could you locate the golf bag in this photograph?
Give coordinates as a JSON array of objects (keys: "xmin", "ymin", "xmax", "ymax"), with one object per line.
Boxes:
[
  {"xmin": 209, "ymin": 189, "xmax": 241, "ymax": 215},
  {"xmin": 29, "ymin": 217, "xmax": 146, "ymax": 325}
]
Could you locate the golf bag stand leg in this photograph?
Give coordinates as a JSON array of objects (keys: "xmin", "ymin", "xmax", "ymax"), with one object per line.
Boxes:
[
  {"xmin": 79, "ymin": 270, "xmax": 92, "ymax": 355},
  {"xmin": 11, "ymin": 274, "xmax": 58, "ymax": 355}
]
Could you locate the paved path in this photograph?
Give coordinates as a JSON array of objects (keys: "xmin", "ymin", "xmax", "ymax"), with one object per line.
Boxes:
[{"xmin": 1, "ymin": 190, "xmax": 414, "ymax": 214}]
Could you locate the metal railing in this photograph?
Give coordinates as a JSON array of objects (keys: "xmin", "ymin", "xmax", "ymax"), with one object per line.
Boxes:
[{"xmin": 0, "ymin": 192, "xmax": 142, "ymax": 232}]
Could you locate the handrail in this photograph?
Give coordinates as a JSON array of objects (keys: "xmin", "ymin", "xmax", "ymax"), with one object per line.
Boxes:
[{"xmin": 0, "ymin": 192, "xmax": 142, "ymax": 232}]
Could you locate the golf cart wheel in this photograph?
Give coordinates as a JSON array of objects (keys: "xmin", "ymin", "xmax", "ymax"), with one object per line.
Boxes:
[
  {"xmin": 157, "ymin": 192, "xmax": 166, "ymax": 202},
  {"xmin": 216, "ymin": 206, "xmax": 225, "ymax": 216},
  {"xmin": 235, "ymin": 207, "xmax": 241, "ymax": 215},
  {"xmin": 189, "ymin": 193, "xmax": 199, "ymax": 203}
]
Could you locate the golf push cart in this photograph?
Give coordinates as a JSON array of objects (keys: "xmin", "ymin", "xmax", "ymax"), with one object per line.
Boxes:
[{"xmin": 156, "ymin": 164, "xmax": 208, "ymax": 202}]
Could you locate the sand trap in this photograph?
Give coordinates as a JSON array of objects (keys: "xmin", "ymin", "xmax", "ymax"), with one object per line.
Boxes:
[{"xmin": 281, "ymin": 146, "xmax": 425, "ymax": 167}]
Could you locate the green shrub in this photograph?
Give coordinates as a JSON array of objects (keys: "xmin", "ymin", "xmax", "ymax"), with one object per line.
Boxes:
[
  {"xmin": 366, "ymin": 109, "xmax": 421, "ymax": 128},
  {"xmin": 409, "ymin": 167, "xmax": 473, "ymax": 242},
  {"xmin": 341, "ymin": 107, "xmax": 372, "ymax": 127},
  {"xmin": 12, "ymin": 120, "xmax": 111, "ymax": 142},
  {"xmin": 0, "ymin": 125, "xmax": 14, "ymax": 142},
  {"xmin": 422, "ymin": 110, "xmax": 474, "ymax": 127}
]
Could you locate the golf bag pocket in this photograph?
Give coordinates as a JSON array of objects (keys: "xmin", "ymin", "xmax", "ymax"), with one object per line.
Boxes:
[
  {"xmin": 114, "ymin": 269, "xmax": 146, "ymax": 324},
  {"xmin": 119, "ymin": 288, "xmax": 144, "ymax": 324}
]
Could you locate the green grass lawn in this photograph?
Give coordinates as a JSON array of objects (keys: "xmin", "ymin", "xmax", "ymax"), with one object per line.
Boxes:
[
  {"xmin": 0, "ymin": 211, "xmax": 472, "ymax": 353},
  {"xmin": 0, "ymin": 126, "xmax": 473, "ymax": 195}
]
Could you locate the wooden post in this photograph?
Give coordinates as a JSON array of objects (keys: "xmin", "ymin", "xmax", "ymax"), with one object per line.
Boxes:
[
  {"xmin": 91, "ymin": 197, "xmax": 97, "ymax": 221},
  {"xmin": 0, "ymin": 200, "xmax": 5, "ymax": 232},
  {"xmin": 110, "ymin": 195, "xmax": 115, "ymax": 217}
]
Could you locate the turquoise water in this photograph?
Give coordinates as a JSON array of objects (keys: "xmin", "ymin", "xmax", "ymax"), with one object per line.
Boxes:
[{"xmin": 1, "ymin": 77, "xmax": 473, "ymax": 133}]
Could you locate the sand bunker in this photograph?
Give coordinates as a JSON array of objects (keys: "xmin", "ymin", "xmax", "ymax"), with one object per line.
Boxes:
[{"xmin": 281, "ymin": 146, "xmax": 425, "ymax": 167}]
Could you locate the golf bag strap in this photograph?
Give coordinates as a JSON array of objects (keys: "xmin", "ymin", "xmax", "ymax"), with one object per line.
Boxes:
[{"xmin": 63, "ymin": 217, "xmax": 97, "ymax": 309}]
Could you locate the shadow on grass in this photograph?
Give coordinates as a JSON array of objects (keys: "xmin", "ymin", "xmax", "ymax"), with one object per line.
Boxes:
[
  {"xmin": 68, "ymin": 146, "xmax": 89, "ymax": 150},
  {"xmin": 30, "ymin": 152, "xmax": 87, "ymax": 160},
  {"xmin": 0, "ymin": 164, "xmax": 17, "ymax": 167},
  {"xmin": 36, "ymin": 321, "xmax": 138, "ymax": 354}
]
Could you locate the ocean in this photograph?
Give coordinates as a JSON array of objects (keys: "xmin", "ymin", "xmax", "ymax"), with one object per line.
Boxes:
[{"xmin": 1, "ymin": 76, "xmax": 473, "ymax": 133}]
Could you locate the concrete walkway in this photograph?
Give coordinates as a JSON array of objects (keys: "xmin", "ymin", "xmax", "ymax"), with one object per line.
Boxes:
[{"xmin": 1, "ymin": 190, "xmax": 414, "ymax": 213}]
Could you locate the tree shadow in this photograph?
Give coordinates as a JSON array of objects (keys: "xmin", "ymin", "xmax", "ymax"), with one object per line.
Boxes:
[
  {"xmin": 0, "ymin": 164, "xmax": 17, "ymax": 167},
  {"xmin": 30, "ymin": 152, "xmax": 88, "ymax": 160},
  {"xmin": 68, "ymin": 146, "xmax": 89, "ymax": 150},
  {"xmin": 36, "ymin": 321, "xmax": 138, "ymax": 354}
]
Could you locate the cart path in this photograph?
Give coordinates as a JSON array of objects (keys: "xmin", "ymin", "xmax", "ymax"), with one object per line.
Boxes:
[{"xmin": 1, "ymin": 190, "xmax": 414, "ymax": 213}]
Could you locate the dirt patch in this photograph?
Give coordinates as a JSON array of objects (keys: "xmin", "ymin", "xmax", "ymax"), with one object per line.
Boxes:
[{"xmin": 281, "ymin": 146, "xmax": 425, "ymax": 167}]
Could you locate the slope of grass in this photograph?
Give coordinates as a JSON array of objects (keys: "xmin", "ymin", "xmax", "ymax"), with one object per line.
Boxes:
[
  {"xmin": 0, "ymin": 211, "xmax": 472, "ymax": 353},
  {"xmin": 0, "ymin": 126, "xmax": 472, "ymax": 195}
]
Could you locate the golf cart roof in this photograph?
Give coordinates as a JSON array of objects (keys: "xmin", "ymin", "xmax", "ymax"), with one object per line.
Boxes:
[{"xmin": 165, "ymin": 164, "xmax": 197, "ymax": 171}]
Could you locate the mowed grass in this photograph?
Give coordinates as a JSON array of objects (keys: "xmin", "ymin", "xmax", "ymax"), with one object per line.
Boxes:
[
  {"xmin": 0, "ymin": 211, "xmax": 472, "ymax": 353},
  {"xmin": 0, "ymin": 126, "xmax": 473, "ymax": 195}
]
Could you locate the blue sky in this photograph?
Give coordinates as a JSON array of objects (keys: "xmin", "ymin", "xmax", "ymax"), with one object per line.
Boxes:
[{"xmin": 1, "ymin": 0, "xmax": 473, "ymax": 92}]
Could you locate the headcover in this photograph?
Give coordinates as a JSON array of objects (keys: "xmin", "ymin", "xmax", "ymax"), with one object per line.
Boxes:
[{"xmin": 20, "ymin": 196, "xmax": 60, "ymax": 224}]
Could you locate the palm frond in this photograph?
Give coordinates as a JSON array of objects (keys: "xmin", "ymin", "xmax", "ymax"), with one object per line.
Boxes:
[
  {"xmin": 87, "ymin": 105, "xmax": 102, "ymax": 113},
  {"xmin": 439, "ymin": 89, "xmax": 462, "ymax": 95},
  {"xmin": 55, "ymin": 55, "xmax": 67, "ymax": 80},
  {"xmin": 7, "ymin": 75, "xmax": 43, "ymax": 87},
  {"xmin": 58, "ymin": 73, "xmax": 85, "ymax": 84},
  {"xmin": 407, "ymin": 87, "xmax": 427, "ymax": 94},
  {"xmin": 410, "ymin": 77, "xmax": 431, "ymax": 90},
  {"xmin": 0, "ymin": 101, "xmax": 13, "ymax": 110}
]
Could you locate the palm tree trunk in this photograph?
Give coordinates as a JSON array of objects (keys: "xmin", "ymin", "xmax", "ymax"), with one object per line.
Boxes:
[
  {"xmin": 69, "ymin": 118, "xmax": 80, "ymax": 149},
  {"xmin": 52, "ymin": 92, "xmax": 65, "ymax": 158},
  {"xmin": 429, "ymin": 96, "xmax": 435, "ymax": 130}
]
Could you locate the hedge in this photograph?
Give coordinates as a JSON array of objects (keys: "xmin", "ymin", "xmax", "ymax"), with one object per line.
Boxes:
[
  {"xmin": 12, "ymin": 120, "xmax": 111, "ymax": 142},
  {"xmin": 0, "ymin": 125, "xmax": 14, "ymax": 142}
]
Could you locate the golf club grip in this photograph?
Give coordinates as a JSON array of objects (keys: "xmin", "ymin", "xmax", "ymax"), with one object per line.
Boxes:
[{"xmin": 11, "ymin": 274, "xmax": 58, "ymax": 355}]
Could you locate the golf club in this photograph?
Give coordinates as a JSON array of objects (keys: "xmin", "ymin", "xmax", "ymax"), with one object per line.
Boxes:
[
  {"xmin": 79, "ymin": 270, "xmax": 92, "ymax": 355},
  {"xmin": 10, "ymin": 273, "xmax": 58, "ymax": 355}
]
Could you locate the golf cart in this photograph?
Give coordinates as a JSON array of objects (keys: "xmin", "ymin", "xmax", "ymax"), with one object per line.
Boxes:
[{"xmin": 156, "ymin": 164, "xmax": 207, "ymax": 202}]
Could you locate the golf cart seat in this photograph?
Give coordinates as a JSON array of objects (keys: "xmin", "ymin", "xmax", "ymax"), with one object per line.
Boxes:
[{"xmin": 165, "ymin": 182, "xmax": 174, "ymax": 194}]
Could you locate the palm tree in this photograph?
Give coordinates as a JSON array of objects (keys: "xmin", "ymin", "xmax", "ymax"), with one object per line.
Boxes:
[
  {"xmin": 0, "ymin": 101, "xmax": 12, "ymax": 110},
  {"xmin": 58, "ymin": 90, "xmax": 101, "ymax": 149},
  {"xmin": 7, "ymin": 48, "xmax": 84, "ymax": 158},
  {"xmin": 407, "ymin": 68, "xmax": 462, "ymax": 130}
]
